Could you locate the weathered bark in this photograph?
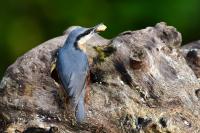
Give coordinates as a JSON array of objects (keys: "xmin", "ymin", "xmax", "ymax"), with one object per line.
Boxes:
[
  {"xmin": 181, "ymin": 40, "xmax": 200, "ymax": 78},
  {"xmin": 1, "ymin": 22, "xmax": 200, "ymax": 133},
  {"xmin": 181, "ymin": 41, "xmax": 200, "ymax": 105}
]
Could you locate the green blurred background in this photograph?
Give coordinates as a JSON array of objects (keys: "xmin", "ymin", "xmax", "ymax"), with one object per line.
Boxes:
[{"xmin": 0, "ymin": 0, "xmax": 200, "ymax": 78}]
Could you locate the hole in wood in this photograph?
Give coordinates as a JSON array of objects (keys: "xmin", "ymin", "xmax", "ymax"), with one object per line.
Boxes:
[{"xmin": 51, "ymin": 68, "xmax": 61, "ymax": 84}]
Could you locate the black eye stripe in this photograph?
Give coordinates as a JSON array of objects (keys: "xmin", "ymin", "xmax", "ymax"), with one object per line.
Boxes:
[
  {"xmin": 74, "ymin": 28, "xmax": 94, "ymax": 48},
  {"xmin": 76, "ymin": 28, "xmax": 93, "ymax": 41}
]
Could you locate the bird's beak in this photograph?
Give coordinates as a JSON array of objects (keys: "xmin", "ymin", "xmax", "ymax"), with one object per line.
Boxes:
[
  {"xmin": 77, "ymin": 24, "xmax": 107, "ymax": 49},
  {"xmin": 91, "ymin": 23, "xmax": 107, "ymax": 33}
]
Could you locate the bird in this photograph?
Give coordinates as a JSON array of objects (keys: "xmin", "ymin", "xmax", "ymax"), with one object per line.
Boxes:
[{"xmin": 56, "ymin": 23, "xmax": 107, "ymax": 123}]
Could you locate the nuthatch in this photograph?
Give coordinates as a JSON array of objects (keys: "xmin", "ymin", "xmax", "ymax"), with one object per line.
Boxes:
[{"xmin": 56, "ymin": 24, "xmax": 107, "ymax": 123}]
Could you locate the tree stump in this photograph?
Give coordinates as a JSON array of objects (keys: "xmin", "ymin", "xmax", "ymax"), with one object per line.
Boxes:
[{"xmin": 1, "ymin": 22, "xmax": 200, "ymax": 133}]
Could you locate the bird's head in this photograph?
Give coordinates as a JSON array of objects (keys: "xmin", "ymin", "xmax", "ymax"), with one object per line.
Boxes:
[{"xmin": 66, "ymin": 23, "xmax": 107, "ymax": 51}]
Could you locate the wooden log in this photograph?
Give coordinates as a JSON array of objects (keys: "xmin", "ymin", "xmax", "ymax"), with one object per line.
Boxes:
[{"xmin": 1, "ymin": 22, "xmax": 200, "ymax": 133}]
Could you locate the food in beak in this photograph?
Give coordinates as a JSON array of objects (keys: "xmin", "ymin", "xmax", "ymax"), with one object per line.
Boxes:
[{"xmin": 95, "ymin": 23, "xmax": 107, "ymax": 32}]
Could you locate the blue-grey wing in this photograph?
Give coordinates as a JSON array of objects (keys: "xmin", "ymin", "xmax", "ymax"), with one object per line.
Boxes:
[
  {"xmin": 66, "ymin": 71, "xmax": 88, "ymax": 123},
  {"xmin": 67, "ymin": 71, "xmax": 88, "ymax": 105},
  {"xmin": 56, "ymin": 49, "xmax": 88, "ymax": 106}
]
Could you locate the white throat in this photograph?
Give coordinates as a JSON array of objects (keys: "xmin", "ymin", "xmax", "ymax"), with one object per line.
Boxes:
[{"xmin": 77, "ymin": 34, "xmax": 93, "ymax": 52}]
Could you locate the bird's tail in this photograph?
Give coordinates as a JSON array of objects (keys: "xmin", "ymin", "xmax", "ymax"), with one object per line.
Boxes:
[{"xmin": 75, "ymin": 96, "xmax": 85, "ymax": 123}]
